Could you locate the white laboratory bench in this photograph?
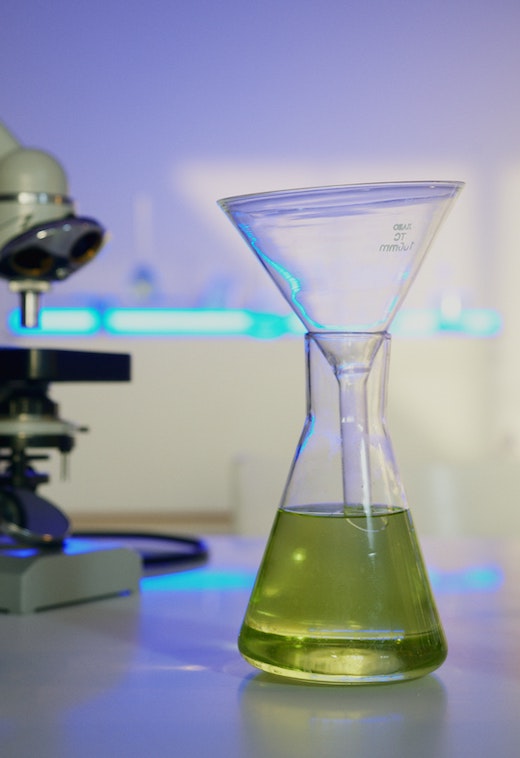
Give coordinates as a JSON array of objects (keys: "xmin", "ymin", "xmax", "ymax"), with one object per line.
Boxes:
[{"xmin": 0, "ymin": 535, "xmax": 518, "ymax": 757}]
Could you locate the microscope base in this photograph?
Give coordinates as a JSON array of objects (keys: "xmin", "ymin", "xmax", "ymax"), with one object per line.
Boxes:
[{"xmin": 0, "ymin": 537, "xmax": 141, "ymax": 613}]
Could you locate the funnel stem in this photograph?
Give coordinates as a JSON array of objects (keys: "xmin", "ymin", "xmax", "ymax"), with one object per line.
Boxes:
[
  {"xmin": 311, "ymin": 332, "xmax": 384, "ymax": 523},
  {"xmin": 337, "ymin": 369, "xmax": 374, "ymax": 530}
]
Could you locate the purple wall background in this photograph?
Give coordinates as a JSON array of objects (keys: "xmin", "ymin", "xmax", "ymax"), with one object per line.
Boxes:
[{"xmin": 1, "ymin": 0, "xmax": 519, "ymax": 315}]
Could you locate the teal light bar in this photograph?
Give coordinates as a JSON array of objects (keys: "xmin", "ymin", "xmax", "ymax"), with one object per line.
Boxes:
[
  {"xmin": 7, "ymin": 307, "xmax": 502, "ymax": 338},
  {"xmin": 104, "ymin": 307, "xmax": 251, "ymax": 334},
  {"xmin": 8, "ymin": 307, "xmax": 101, "ymax": 335},
  {"xmin": 390, "ymin": 308, "xmax": 503, "ymax": 338}
]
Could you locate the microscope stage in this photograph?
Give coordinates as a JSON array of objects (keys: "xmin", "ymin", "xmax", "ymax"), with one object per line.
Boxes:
[{"xmin": 0, "ymin": 347, "xmax": 131, "ymax": 382}]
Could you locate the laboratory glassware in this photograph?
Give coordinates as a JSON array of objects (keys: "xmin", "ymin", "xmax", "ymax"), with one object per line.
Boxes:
[{"xmin": 218, "ymin": 181, "xmax": 463, "ymax": 684}]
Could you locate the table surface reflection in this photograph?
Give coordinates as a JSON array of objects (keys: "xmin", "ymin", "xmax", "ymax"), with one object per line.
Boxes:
[{"xmin": 0, "ymin": 535, "xmax": 518, "ymax": 757}]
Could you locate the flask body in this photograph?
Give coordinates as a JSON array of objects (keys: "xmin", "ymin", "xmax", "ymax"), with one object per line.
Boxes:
[{"xmin": 238, "ymin": 332, "xmax": 446, "ymax": 684}]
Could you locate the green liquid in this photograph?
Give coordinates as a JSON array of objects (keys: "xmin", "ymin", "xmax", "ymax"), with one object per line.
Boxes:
[{"xmin": 239, "ymin": 505, "xmax": 446, "ymax": 684}]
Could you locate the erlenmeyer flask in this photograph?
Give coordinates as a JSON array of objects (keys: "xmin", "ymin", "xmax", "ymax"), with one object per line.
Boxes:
[{"xmin": 218, "ymin": 181, "xmax": 463, "ymax": 683}]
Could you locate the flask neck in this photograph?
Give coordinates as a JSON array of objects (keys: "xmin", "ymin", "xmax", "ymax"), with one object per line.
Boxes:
[
  {"xmin": 308, "ymin": 331, "xmax": 390, "ymax": 430},
  {"xmin": 282, "ymin": 331, "xmax": 400, "ymax": 513}
]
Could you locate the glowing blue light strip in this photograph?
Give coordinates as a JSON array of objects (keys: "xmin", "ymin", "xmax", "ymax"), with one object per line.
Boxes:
[
  {"xmin": 429, "ymin": 564, "xmax": 503, "ymax": 593},
  {"xmin": 104, "ymin": 307, "xmax": 255, "ymax": 335},
  {"xmin": 390, "ymin": 308, "xmax": 503, "ymax": 338},
  {"xmin": 7, "ymin": 307, "xmax": 502, "ymax": 338},
  {"xmin": 8, "ymin": 307, "xmax": 101, "ymax": 335},
  {"xmin": 142, "ymin": 568, "xmax": 256, "ymax": 592}
]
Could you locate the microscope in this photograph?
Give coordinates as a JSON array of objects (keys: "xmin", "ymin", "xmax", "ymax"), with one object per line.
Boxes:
[{"xmin": 0, "ymin": 122, "xmax": 141, "ymax": 612}]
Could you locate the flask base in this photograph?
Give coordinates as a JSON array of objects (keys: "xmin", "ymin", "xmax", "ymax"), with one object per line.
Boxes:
[{"xmin": 239, "ymin": 625, "xmax": 447, "ymax": 684}]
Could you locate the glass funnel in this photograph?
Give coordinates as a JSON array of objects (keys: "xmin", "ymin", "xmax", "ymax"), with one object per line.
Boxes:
[{"xmin": 218, "ymin": 181, "xmax": 463, "ymax": 684}]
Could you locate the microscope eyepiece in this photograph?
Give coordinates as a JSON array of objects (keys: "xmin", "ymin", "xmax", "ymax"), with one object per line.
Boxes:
[
  {"xmin": 9, "ymin": 246, "xmax": 54, "ymax": 277},
  {"xmin": 0, "ymin": 216, "xmax": 105, "ymax": 282},
  {"xmin": 69, "ymin": 228, "xmax": 104, "ymax": 265}
]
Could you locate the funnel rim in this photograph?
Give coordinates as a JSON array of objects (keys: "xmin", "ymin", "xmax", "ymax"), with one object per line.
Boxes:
[
  {"xmin": 307, "ymin": 329, "xmax": 391, "ymax": 338},
  {"xmin": 217, "ymin": 180, "xmax": 464, "ymax": 213}
]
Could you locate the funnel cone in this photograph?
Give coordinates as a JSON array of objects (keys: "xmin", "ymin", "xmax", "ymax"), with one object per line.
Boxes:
[{"xmin": 218, "ymin": 182, "xmax": 463, "ymax": 332}]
